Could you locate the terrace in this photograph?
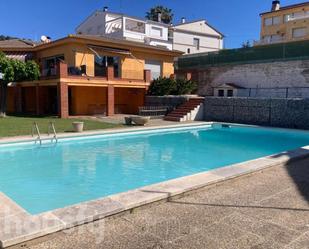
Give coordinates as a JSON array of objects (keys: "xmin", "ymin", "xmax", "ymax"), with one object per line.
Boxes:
[
  {"xmin": 105, "ymin": 14, "xmax": 173, "ymax": 50},
  {"xmin": 14, "ymin": 61, "xmax": 151, "ymax": 118}
]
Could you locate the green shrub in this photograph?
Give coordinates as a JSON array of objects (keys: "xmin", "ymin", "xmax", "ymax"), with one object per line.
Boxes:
[
  {"xmin": 148, "ymin": 77, "xmax": 176, "ymax": 96},
  {"xmin": 173, "ymin": 78, "xmax": 197, "ymax": 95},
  {"xmin": 148, "ymin": 77, "xmax": 197, "ymax": 96}
]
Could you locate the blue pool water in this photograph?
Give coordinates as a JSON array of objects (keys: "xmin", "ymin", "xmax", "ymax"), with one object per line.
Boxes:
[{"xmin": 1, "ymin": 124, "xmax": 309, "ymax": 214}]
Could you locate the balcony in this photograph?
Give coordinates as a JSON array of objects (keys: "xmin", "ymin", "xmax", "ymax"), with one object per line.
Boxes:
[
  {"xmin": 39, "ymin": 62, "xmax": 151, "ymax": 88},
  {"xmin": 254, "ymin": 37, "xmax": 284, "ymax": 46},
  {"xmin": 285, "ymin": 13, "xmax": 309, "ymax": 22}
]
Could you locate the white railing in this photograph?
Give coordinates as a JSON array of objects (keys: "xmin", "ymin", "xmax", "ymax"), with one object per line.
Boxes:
[
  {"xmin": 254, "ymin": 38, "xmax": 284, "ymax": 46},
  {"xmin": 105, "ymin": 18, "xmax": 123, "ymax": 34},
  {"xmin": 286, "ymin": 13, "xmax": 309, "ymax": 22}
]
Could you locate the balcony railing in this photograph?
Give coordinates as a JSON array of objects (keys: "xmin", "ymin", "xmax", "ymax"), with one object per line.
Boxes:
[
  {"xmin": 40, "ymin": 62, "xmax": 151, "ymax": 83},
  {"xmin": 285, "ymin": 13, "xmax": 309, "ymax": 22},
  {"xmin": 254, "ymin": 37, "xmax": 284, "ymax": 46}
]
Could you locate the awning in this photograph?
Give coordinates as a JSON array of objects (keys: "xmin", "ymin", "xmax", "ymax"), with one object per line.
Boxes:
[
  {"xmin": 88, "ymin": 45, "xmax": 132, "ymax": 56},
  {"xmin": 88, "ymin": 45, "xmax": 143, "ymax": 64},
  {"xmin": 4, "ymin": 52, "xmax": 33, "ymax": 61}
]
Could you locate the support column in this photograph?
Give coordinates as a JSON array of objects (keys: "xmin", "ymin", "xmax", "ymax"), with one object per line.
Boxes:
[
  {"xmin": 15, "ymin": 85, "xmax": 22, "ymax": 113},
  {"xmin": 35, "ymin": 84, "xmax": 41, "ymax": 116},
  {"xmin": 107, "ymin": 66, "xmax": 114, "ymax": 81},
  {"xmin": 144, "ymin": 70, "xmax": 151, "ymax": 83},
  {"xmin": 57, "ymin": 82, "xmax": 69, "ymax": 118},
  {"xmin": 107, "ymin": 85, "xmax": 115, "ymax": 116}
]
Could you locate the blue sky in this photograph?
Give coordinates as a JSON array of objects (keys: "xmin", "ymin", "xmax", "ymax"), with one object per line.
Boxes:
[{"xmin": 0, "ymin": 0, "xmax": 302, "ymax": 48}]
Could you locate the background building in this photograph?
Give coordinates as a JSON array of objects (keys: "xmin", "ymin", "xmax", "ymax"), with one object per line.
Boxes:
[
  {"xmin": 256, "ymin": 1, "xmax": 309, "ymax": 45},
  {"xmin": 76, "ymin": 8, "xmax": 172, "ymax": 50},
  {"xmin": 76, "ymin": 8, "xmax": 223, "ymax": 54},
  {"xmin": 170, "ymin": 19, "xmax": 224, "ymax": 54}
]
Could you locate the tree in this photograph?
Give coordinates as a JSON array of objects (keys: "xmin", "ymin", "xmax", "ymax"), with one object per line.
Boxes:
[
  {"xmin": 0, "ymin": 52, "xmax": 40, "ymax": 117},
  {"xmin": 0, "ymin": 35, "xmax": 17, "ymax": 41},
  {"xmin": 241, "ymin": 40, "xmax": 252, "ymax": 48},
  {"xmin": 146, "ymin": 6, "xmax": 173, "ymax": 24}
]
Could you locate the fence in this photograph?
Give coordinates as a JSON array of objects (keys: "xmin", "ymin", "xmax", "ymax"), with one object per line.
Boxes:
[
  {"xmin": 235, "ymin": 87, "xmax": 309, "ymax": 99},
  {"xmin": 203, "ymin": 97, "xmax": 309, "ymax": 129},
  {"xmin": 178, "ymin": 40, "xmax": 309, "ymax": 69}
]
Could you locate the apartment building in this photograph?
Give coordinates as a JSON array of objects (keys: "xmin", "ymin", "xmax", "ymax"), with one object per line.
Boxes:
[
  {"xmin": 256, "ymin": 1, "xmax": 309, "ymax": 45},
  {"xmin": 76, "ymin": 7, "xmax": 223, "ymax": 54}
]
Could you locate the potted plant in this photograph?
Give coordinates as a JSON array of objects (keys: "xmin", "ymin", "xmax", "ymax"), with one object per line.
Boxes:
[{"xmin": 72, "ymin": 121, "xmax": 84, "ymax": 132}]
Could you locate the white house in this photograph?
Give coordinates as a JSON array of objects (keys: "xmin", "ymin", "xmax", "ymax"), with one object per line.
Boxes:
[
  {"xmin": 76, "ymin": 8, "xmax": 224, "ymax": 54},
  {"xmin": 170, "ymin": 19, "xmax": 224, "ymax": 54},
  {"xmin": 76, "ymin": 8, "xmax": 173, "ymax": 50}
]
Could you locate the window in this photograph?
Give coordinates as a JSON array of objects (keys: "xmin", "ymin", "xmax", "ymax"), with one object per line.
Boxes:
[
  {"xmin": 263, "ymin": 34, "xmax": 282, "ymax": 43},
  {"xmin": 145, "ymin": 60, "xmax": 162, "ymax": 80},
  {"xmin": 273, "ymin": 16, "xmax": 281, "ymax": 25},
  {"xmin": 264, "ymin": 16, "xmax": 281, "ymax": 26},
  {"xmin": 42, "ymin": 55, "xmax": 65, "ymax": 76},
  {"xmin": 227, "ymin": 90, "xmax": 234, "ymax": 97},
  {"xmin": 151, "ymin": 27, "xmax": 163, "ymax": 37},
  {"xmin": 292, "ymin": 27, "xmax": 307, "ymax": 38},
  {"xmin": 285, "ymin": 11, "xmax": 307, "ymax": 22},
  {"xmin": 125, "ymin": 18, "xmax": 146, "ymax": 33},
  {"xmin": 264, "ymin": 17, "xmax": 273, "ymax": 26},
  {"xmin": 94, "ymin": 55, "xmax": 121, "ymax": 78},
  {"xmin": 193, "ymin": 38, "xmax": 200, "ymax": 50},
  {"xmin": 218, "ymin": 90, "xmax": 224, "ymax": 97}
]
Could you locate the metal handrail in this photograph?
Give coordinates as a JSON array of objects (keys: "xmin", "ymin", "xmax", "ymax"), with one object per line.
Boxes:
[
  {"xmin": 48, "ymin": 122, "xmax": 58, "ymax": 144},
  {"xmin": 31, "ymin": 122, "xmax": 42, "ymax": 145}
]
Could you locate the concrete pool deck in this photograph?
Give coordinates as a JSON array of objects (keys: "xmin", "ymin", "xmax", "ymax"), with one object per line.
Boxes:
[
  {"xmin": 5, "ymin": 153, "xmax": 309, "ymax": 249},
  {"xmin": 0, "ymin": 123, "xmax": 309, "ymax": 248}
]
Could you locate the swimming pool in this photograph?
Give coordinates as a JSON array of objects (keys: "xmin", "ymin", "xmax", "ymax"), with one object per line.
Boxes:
[{"xmin": 1, "ymin": 123, "xmax": 309, "ymax": 214}]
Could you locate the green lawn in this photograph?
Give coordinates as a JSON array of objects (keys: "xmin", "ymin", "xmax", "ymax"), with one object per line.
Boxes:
[{"xmin": 0, "ymin": 116, "xmax": 122, "ymax": 138}]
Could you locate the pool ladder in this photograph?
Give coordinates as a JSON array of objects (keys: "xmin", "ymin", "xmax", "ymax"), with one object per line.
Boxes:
[{"xmin": 31, "ymin": 122, "xmax": 58, "ymax": 145}]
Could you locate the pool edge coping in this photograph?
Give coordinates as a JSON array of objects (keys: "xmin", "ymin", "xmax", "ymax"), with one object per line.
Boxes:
[
  {"xmin": 0, "ymin": 146, "xmax": 309, "ymax": 248},
  {"xmin": 1, "ymin": 143, "xmax": 309, "ymax": 248},
  {"xmin": 0, "ymin": 122, "xmax": 209, "ymax": 146}
]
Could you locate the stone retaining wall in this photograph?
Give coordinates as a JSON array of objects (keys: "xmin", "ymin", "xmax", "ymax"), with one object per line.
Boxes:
[{"xmin": 204, "ymin": 97, "xmax": 309, "ymax": 129}]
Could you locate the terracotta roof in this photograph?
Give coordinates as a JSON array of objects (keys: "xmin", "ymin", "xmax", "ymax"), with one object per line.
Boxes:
[
  {"xmin": 0, "ymin": 35, "xmax": 183, "ymax": 56},
  {"xmin": 260, "ymin": 1, "xmax": 309, "ymax": 15},
  {"xmin": 0, "ymin": 39, "xmax": 38, "ymax": 49},
  {"xmin": 35, "ymin": 34, "xmax": 183, "ymax": 55}
]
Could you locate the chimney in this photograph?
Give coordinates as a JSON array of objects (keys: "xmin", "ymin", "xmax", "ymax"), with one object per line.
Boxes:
[
  {"xmin": 271, "ymin": 1, "xmax": 280, "ymax": 11},
  {"xmin": 157, "ymin": 11, "xmax": 162, "ymax": 22},
  {"xmin": 103, "ymin": 6, "xmax": 108, "ymax": 12},
  {"xmin": 181, "ymin": 17, "xmax": 186, "ymax": 24}
]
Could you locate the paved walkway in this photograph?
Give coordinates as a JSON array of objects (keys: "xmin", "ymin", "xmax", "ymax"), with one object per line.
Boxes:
[
  {"xmin": 11, "ymin": 159, "xmax": 309, "ymax": 249},
  {"xmin": 80, "ymin": 114, "xmax": 178, "ymax": 126}
]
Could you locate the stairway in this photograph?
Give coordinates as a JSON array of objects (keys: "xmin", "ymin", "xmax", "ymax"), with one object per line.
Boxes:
[{"xmin": 164, "ymin": 98, "xmax": 205, "ymax": 122}]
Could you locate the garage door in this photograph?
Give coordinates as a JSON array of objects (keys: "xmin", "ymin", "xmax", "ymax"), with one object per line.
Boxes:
[{"xmin": 145, "ymin": 60, "xmax": 162, "ymax": 80}]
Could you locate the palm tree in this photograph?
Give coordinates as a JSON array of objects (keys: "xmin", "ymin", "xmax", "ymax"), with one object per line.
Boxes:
[{"xmin": 146, "ymin": 6, "xmax": 174, "ymax": 24}]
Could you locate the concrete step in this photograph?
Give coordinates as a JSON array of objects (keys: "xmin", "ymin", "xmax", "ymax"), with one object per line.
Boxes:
[
  {"xmin": 164, "ymin": 98, "xmax": 204, "ymax": 122},
  {"xmin": 164, "ymin": 116, "xmax": 181, "ymax": 122}
]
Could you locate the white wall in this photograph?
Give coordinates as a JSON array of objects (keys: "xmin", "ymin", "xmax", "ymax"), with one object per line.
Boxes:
[
  {"xmin": 76, "ymin": 11, "xmax": 107, "ymax": 35},
  {"xmin": 173, "ymin": 31, "xmax": 223, "ymax": 54},
  {"xmin": 171, "ymin": 20, "xmax": 223, "ymax": 54}
]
